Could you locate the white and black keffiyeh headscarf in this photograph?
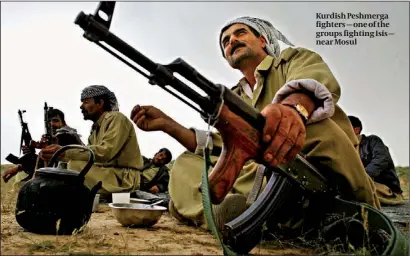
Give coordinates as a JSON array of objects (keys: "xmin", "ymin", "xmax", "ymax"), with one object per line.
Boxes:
[
  {"xmin": 81, "ymin": 85, "xmax": 119, "ymax": 111},
  {"xmin": 219, "ymin": 16, "xmax": 294, "ymax": 58}
]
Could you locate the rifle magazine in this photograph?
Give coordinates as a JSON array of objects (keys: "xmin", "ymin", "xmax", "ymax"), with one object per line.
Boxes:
[{"xmin": 222, "ymin": 172, "xmax": 304, "ymax": 254}]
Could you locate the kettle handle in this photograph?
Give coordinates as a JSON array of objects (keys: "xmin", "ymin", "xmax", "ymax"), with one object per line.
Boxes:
[{"xmin": 48, "ymin": 145, "xmax": 95, "ymax": 179}]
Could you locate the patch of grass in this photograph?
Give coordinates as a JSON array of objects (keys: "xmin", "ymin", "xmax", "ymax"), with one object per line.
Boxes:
[
  {"xmin": 57, "ymin": 242, "xmax": 76, "ymax": 254},
  {"xmin": 396, "ymin": 166, "xmax": 409, "ymax": 199},
  {"xmin": 396, "ymin": 166, "xmax": 409, "ymax": 177},
  {"xmin": 28, "ymin": 240, "xmax": 55, "ymax": 253},
  {"xmin": 1, "ymin": 164, "xmax": 24, "ymax": 214}
]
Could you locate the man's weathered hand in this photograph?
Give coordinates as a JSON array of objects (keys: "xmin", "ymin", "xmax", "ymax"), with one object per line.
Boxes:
[
  {"xmin": 149, "ymin": 185, "xmax": 160, "ymax": 194},
  {"xmin": 39, "ymin": 144, "xmax": 63, "ymax": 161},
  {"xmin": 40, "ymin": 135, "xmax": 49, "ymax": 144},
  {"xmin": 21, "ymin": 145, "xmax": 31, "ymax": 155},
  {"xmin": 130, "ymin": 105, "xmax": 173, "ymax": 132},
  {"xmin": 2, "ymin": 164, "xmax": 22, "ymax": 183},
  {"xmin": 260, "ymin": 103, "xmax": 306, "ymax": 166}
]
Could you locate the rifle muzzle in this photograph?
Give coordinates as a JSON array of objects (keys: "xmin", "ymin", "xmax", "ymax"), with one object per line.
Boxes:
[{"xmin": 74, "ymin": 11, "xmax": 88, "ymax": 30}]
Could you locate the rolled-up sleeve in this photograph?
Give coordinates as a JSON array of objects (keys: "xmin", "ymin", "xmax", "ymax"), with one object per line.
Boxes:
[
  {"xmin": 285, "ymin": 48, "xmax": 341, "ymax": 102},
  {"xmin": 190, "ymin": 128, "xmax": 223, "ymax": 156},
  {"xmin": 274, "ymin": 48, "xmax": 341, "ymax": 123}
]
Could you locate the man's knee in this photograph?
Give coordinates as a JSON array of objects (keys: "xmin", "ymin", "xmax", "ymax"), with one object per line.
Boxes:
[
  {"xmin": 303, "ymin": 118, "xmax": 357, "ymax": 157},
  {"xmin": 302, "ymin": 119, "xmax": 379, "ymax": 207}
]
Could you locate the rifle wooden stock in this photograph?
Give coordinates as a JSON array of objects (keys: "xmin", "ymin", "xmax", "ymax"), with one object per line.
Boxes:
[{"xmin": 202, "ymin": 105, "xmax": 263, "ymax": 204}]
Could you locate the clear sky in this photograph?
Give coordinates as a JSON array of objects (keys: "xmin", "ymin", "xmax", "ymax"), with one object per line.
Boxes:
[{"xmin": 1, "ymin": 2, "xmax": 409, "ymax": 166}]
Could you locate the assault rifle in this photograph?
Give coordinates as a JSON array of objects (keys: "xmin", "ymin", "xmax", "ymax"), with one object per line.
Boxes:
[
  {"xmin": 5, "ymin": 109, "xmax": 38, "ymax": 179},
  {"xmin": 30, "ymin": 102, "xmax": 55, "ymax": 149},
  {"xmin": 30, "ymin": 102, "xmax": 84, "ymax": 167},
  {"xmin": 74, "ymin": 2, "xmax": 330, "ymax": 253}
]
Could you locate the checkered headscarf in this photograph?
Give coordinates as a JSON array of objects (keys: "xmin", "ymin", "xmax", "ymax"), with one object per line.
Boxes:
[
  {"xmin": 80, "ymin": 85, "xmax": 119, "ymax": 111},
  {"xmin": 219, "ymin": 16, "xmax": 294, "ymax": 58}
]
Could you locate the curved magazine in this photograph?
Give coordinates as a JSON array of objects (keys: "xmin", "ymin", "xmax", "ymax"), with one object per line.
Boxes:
[{"xmin": 222, "ymin": 171, "xmax": 304, "ymax": 254}]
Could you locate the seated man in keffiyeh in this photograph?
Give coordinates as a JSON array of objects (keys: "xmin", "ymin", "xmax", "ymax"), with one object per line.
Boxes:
[{"xmin": 39, "ymin": 85, "xmax": 144, "ymax": 198}]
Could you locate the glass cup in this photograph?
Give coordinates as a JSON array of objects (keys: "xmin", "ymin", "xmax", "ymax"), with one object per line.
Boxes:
[
  {"xmin": 112, "ymin": 193, "xmax": 130, "ymax": 204},
  {"xmin": 92, "ymin": 194, "xmax": 100, "ymax": 212}
]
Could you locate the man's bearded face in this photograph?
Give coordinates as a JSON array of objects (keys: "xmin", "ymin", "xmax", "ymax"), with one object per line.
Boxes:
[
  {"xmin": 80, "ymin": 97, "xmax": 102, "ymax": 121},
  {"xmin": 153, "ymin": 151, "xmax": 168, "ymax": 166},
  {"xmin": 50, "ymin": 116, "xmax": 64, "ymax": 135}
]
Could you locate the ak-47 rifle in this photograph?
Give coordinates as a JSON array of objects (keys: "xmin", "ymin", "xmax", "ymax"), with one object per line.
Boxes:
[
  {"xmin": 74, "ymin": 2, "xmax": 331, "ymax": 253},
  {"xmin": 30, "ymin": 102, "xmax": 55, "ymax": 149},
  {"xmin": 43, "ymin": 103, "xmax": 54, "ymax": 145},
  {"xmin": 5, "ymin": 109, "xmax": 38, "ymax": 179},
  {"xmin": 29, "ymin": 102, "xmax": 84, "ymax": 167}
]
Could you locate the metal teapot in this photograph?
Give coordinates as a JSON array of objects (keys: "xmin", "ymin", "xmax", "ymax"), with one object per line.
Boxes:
[{"xmin": 15, "ymin": 145, "xmax": 102, "ymax": 235}]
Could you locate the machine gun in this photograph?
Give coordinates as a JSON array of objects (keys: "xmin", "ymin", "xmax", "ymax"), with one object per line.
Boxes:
[
  {"xmin": 7, "ymin": 102, "xmax": 83, "ymax": 174},
  {"xmin": 30, "ymin": 102, "xmax": 55, "ymax": 149},
  {"xmin": 5, "ymin": 110, "xmax": 38, "ymax": 179},
  {"xmin": 74, "ymin": 2, "xmax": 331, "ymax": 254},
  {"xmin": 43, "ymin": 103, "xmax": 54, "ymax": 146},
  {"xmin": 30, "ymin": 102, "xmax": 84, "ymax": 167}
]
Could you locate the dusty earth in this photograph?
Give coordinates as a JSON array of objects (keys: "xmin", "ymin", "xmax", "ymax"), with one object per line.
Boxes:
[
  {"xmin": 0, "ymin": 165, "xmax": 311, "ymax": 255},
  {"xmin": 2, "ymin": 204, "xmax": 311, "ymax": 255},
  {"xmin": 1, "ymin": 164, "xmax": 409, "ymax": 255}
]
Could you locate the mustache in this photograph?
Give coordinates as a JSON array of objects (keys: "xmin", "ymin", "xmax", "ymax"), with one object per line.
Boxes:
[{"xmin": 230, "ymin": 41, "xmax": 246, "ymax": 55}]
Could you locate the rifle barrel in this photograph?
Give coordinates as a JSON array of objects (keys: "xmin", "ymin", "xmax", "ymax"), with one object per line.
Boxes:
[
  {"xmin": 75, "ymin": 11, "xmax": 266, "ymax": 130},
  {"xmin": 75, "ymin": 12, "xmax": 213, "ymax": 114}
]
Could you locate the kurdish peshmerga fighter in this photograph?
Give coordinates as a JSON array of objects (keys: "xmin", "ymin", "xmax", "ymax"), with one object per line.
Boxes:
[{"xmin": 129, "ymin": 16, "xmax": 380, "ymax": 230}]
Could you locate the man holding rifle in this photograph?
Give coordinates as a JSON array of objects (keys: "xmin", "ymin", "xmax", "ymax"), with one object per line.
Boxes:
[
  {"xmin": 2, "ymin": 108, "xmax": 82, "ymax": 184},
  {"xmin": 39, "ymin": 85, "xmax": 144, "ymax": 199},
  {"xmin": 130, "ymin": 16, "xmax": 380, "ymax": 229}
]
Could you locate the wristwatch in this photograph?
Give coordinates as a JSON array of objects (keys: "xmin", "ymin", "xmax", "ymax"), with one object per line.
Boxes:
[{"xmin": 283, "ymin": 103, "xmax": 309, "ymax": 124}]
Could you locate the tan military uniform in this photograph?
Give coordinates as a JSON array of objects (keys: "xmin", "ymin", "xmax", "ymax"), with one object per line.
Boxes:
[
  {"xmin": 62, "ymin": 111, "xmax": 144, "ymax": 195},
  {"xmin": 169, "ymin": 47, "xmax": 380, "ymax": 229},
  {"xmin": 374, "ymin": 182, "xmax": 405, "ymax": 205},
  {"xmin": 141, "ymin": 164, "xmax": 159, "ymax": 182}
]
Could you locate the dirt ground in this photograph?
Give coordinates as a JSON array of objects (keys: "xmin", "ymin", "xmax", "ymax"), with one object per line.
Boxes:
[
  {"xmin": 1, "ymin": 164, "xmax": 408, "ymax": 255},
  {"xmin": 2, "ymin": 204, "xmax": 312, "ymax": 255},
  {"xmin": 0, "ymin": 165, "xmax": 311, "ymax": 255}
]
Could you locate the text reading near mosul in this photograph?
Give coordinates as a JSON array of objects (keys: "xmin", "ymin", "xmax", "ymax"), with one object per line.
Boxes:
[{"xmin": 315, "ymin": 12, "xmax": 394, "ymax": 46}]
